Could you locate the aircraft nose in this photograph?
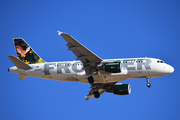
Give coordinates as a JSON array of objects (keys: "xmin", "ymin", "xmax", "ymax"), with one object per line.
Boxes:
[{"xmin": 168, "ymin": 65, "xmax": 174, "ymax": 73}]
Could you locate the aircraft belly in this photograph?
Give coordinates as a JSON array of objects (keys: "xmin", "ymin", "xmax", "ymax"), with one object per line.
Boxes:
[
  {"xmin": 53, "ymin": 73, "xmax": 77, "ymax": 81},
  {"xmin": 100, "ymin": 74, "xmax": 127, "ymax": 83},
  {"xmin": 126, "ymin": 69, "xmax": 159, "ymax": 78},
  {"xmin": 76, "ymin": 71, "xmax": 129, "ymax": 83},
  {"xmin": 75, "ymin": 73, "xmax": 104, "ymax": 83},
  {"xmin": 76, "ymin": 74, "xmax": 128, "ymax": 83},
  {"xmin": 45, "ymin": 69, "xmax": 77, "ymax": 81},
  {"xmin": 24, "ymin": 67, "xmax": 77, "ymax": 81}
]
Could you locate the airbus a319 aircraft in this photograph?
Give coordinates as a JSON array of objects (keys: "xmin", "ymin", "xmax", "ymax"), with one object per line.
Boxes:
[{"xmin": 8, "ymin": 31, "xmax": 174, "ymax": 100}]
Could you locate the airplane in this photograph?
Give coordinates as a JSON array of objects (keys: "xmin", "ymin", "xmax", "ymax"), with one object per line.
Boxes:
[{"xmin": 7, "ymin": 31, "xmax": 174, "ymax": 100}]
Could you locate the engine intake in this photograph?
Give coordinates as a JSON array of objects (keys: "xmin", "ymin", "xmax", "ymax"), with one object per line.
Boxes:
[{"xmin": 106, "ymin": 84, "xmax": 131, "ymax": 95}]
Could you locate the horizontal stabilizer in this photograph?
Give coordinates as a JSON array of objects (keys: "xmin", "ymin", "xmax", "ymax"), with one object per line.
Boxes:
[
  {"xmin": 19, "ymin": 73, "xmax": 28, "ymax": 80},
  {"xmin": 7, "ymin": 55, "xmax": 32, "ymax": 70}
]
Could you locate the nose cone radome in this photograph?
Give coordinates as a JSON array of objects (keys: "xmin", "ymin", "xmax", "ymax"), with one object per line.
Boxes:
[
  {"xmin": 168, "ymin": 65, "xmax": 174, "ymax": 73},
  {"xmin": 156, "ymin": 64, "xmax": 174, "ymax": 76}
]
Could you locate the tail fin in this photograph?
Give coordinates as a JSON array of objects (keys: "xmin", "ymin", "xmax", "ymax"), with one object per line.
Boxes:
[{"xmin": 13, "ymin": 38, "xmax": 46, "ymax": 64}]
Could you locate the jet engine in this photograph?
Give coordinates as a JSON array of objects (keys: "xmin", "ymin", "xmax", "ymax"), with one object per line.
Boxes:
[
  {"xmin": 97, "ymin": 62, "xmax": 122, "ymax": 73},
  {"xmin": 106, "ymin": 83, "xmax": 131, "ymax": 95}
]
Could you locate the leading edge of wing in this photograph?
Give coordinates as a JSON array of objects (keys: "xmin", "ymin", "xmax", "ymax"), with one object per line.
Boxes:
[{"xmin": 57, "ymin": 30, "xmax": 103, "ymax": 70}]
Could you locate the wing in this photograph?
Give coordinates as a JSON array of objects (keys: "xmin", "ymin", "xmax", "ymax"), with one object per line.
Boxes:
[
  {"xmin": 85, "ymin": 83, "xmax": 116, "ymax": 100},
  {"xmin": 58, "ymin": 31, "xmax": 102, "ymax": 75},
  {"xmin": 58, "ymin": 31, "xmax": 117, "ymax": 100}
]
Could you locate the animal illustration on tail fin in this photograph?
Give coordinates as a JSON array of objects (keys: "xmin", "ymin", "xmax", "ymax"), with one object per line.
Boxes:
[
  {"xmin": 13, "ymin": 38, "xmax": 46, "ymax": 64},
  {"xmin": 15, "ymin": 45, "xmax": 31, "ymax": 58}
]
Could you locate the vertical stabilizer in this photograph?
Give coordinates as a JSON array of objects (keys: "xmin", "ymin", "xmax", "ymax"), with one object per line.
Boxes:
[{"xmin": 13, "ymin": 38, "xmax": 46, "ymax": 64}]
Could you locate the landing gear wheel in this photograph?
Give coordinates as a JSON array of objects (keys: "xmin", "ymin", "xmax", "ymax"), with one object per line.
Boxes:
[
  {"xmin": 146, "ymin": 77, "xmax": 151, "ymax": 88},
  {"xmin": 88, "ymin": 76, "xmax": 94, "ymax": 84},
  {"xmin": 93, "ymin": 91, "xmax": 100, "ymax": 98},
  {"xmin": 146, "ymin": 83, "xmax": 151, "ymax": 88}
]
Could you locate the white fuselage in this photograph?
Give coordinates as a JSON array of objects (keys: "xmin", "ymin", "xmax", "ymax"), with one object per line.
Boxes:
[{"xmin": 8, "ymin": 58, "xmax": 174, "ymax": 83}]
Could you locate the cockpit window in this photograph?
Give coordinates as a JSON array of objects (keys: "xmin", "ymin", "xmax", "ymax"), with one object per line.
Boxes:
[{"xmin": 157, "ymin": 60, "xmax": 164, "ymax": 63}]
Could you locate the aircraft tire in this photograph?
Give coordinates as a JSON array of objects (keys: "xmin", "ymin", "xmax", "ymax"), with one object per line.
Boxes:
[
  {"xmin": 93, "ymin": 91, "xmax": 100, "ymax": 98},
  {"xmin": 88, "ymin": 76, "xmax": 94, "ymax": 84},
  {"xmin": 147, "ymin": 83, "xmax": 151, "ymax": 88}
]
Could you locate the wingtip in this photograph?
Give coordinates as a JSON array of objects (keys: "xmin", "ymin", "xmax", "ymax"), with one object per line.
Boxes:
[
  {"xmin": 85, "ymin": 96, "xmax": 89, "ymax": 101},
  {"xmin": 57, "ymin": 30, "xmax": 63, "ymax": 35},
  {"xmin": 7, "ymin": 55, "xmax": 13, "ymax": 58}
]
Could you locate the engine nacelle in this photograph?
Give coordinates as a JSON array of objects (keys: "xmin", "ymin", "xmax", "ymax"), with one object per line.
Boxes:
[
  {"xmin": 104, "ymin": 62, "xmax": 121, "ymax": 73},
  {"xmin": 106, "ymin": 84, "xmax": 131, "ymax": 95},
  {"xmin": 97, "ymin": 62, "xmax": 121, "ymax": 73}
]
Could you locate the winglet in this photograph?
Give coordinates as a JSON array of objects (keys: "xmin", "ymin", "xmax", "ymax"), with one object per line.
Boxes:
[{"xmin": 57, "ymin": 30, "xmax": 63, "ymax": 35}]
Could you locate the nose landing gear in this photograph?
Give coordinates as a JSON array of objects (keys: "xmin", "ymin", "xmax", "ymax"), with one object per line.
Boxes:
[{"xmin": 146, "ymin": 77, "xmax": 151, "ymax": 88}]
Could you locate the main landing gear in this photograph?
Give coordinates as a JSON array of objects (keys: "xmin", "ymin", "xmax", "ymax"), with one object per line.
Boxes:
[
  {"xmin": 93, "ymin": 91, "xmax": 100, "ymax": 98},
  {"xmin": 146, "ymin": 77, "xmax": 151, "ymax": 88},
  {"xmin": 87, "ymin": 75, "xmax": 100, "ymax": 99},
  {"xmin": 88, "ymin": 76, "xmax": 94, "ymax": 84}
]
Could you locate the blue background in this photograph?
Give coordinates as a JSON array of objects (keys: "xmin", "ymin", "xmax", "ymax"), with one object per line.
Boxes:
[{"xmin": 1, "ymin": 0, "xmax": 180, "ymax": 120}]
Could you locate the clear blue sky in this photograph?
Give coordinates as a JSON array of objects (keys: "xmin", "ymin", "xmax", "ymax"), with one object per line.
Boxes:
[{"xmin": 1, "ymin": 0, "xmax": 180, "ymax": 120}]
